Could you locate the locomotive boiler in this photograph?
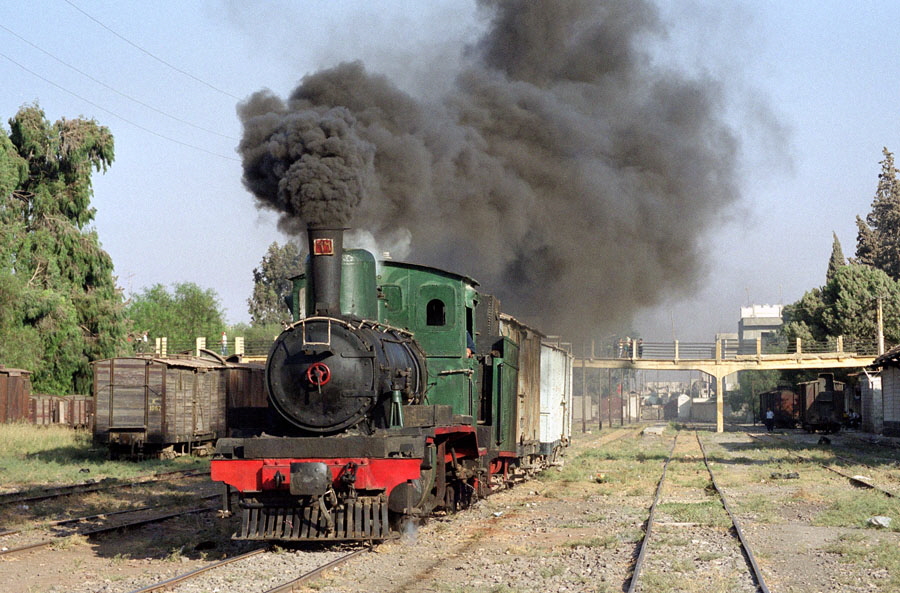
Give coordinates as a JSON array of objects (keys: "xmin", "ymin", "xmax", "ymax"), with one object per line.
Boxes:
[{"xmin": 210, "ymin": 226, "xmax": 573, "ymax": 541}]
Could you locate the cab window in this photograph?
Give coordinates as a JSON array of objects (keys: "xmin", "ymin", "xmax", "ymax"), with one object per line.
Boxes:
[{"xmin": 426, "ymin": 299, "xmax": 446, "ymax": 326}]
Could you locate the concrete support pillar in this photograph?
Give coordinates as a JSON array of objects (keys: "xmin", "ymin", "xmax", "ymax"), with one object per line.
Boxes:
[
  {"xmin": 717, "ymin": 374, "xmax": 725, "ymax": 433},
  {"xmin": 195, "ymin": 337, "xmax": 206, "ymax": 357}
]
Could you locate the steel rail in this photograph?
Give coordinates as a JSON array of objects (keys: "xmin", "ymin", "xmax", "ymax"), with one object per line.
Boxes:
[
  {"xmin": 625, "ymin": 432, "xmax": 679, "ymax": 593},
  {"xmin": 262, "ymin": 548, "xmax": 370, "ymax": 593},
  {"xmin": 696, "ymin": 432, "xmax": 771, "ymax": 593},
  {"xmin": 0, "ymin": 503, "xmax": 158, "ymax": 538},
  {"xmin": 124, "ymin": 548, "xmax": 268, "ymax": 593},
  {"xmin": 0, "ymin": 469, "xmax": 210, "ymax": 507},
  {"xmin": 0, "ymin": 496, "xmax": 220, "ymax": 557}
]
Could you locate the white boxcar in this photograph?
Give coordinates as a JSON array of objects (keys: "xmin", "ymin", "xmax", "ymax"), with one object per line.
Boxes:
[{"xmin": 540, "ymin": 340, "xmax": 573, "ymax": 460}]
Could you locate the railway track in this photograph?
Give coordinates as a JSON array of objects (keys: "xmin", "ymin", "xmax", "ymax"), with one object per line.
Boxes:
[
  {"xmin": 0, "ymin": 493, "xmax": 222, "ymax": 557},
  {"xmin": 0, "ymin": 468, "xmax": 210, "ymax": 507},
  {"xmin": 748, "ymin": 432, "xmax": 900, "ymax": 498},
  {"xmin": 123, "ymin": 546, "xmax": 369, "ymax": 593},
  {"xmin": 626, "ymin": 431, "xmax": 770, "ymax": 593}
]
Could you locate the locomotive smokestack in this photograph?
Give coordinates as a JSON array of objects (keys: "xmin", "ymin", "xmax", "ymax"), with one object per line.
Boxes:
[{"xmin": 308, "ymin": 226, "xmax": 344, "ymax": 316}]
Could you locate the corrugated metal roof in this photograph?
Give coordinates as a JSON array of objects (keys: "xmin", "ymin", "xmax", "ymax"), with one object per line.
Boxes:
[{"xmin": 872, "ymin": 344, "xmax": 900, "ymax": 368}]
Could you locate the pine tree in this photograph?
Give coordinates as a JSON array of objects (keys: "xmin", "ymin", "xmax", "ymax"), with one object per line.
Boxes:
[
  {"xmin": 0, "ymin": 104, "xmax": 126, "ymax": 393},
  {"xmin": 855, "ymin": 147, "xmax": 900, "ymax": 279},
  {"xmin": 826, "ymin": 231, "xmax": 846, "ymax": 282}
]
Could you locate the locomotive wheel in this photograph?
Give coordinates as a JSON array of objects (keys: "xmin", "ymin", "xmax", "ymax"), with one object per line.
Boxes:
[
  {"xmin": 444, "ymin": 482, "xmax": 458, "ymax": 513},
  {"xmin": 389, "ymin": 512, "xmax": 421, "ymax": 536}
]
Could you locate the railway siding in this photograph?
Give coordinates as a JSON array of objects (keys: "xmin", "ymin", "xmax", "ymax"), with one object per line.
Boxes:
[
  {"xmin": 306, "ymin": 427, "xmax": 900, "ymax": 593},
  {"xmin": 701, "ymin": 430, "xmax": 900, "ymax": 592},
  {"xmin": 4, "ymin": 426, "xmax": 900, "ymax": 593}
]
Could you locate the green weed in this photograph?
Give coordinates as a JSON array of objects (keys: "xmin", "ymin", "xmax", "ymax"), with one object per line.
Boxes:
[
  {"xmin": 0, "ymin": 423, "xmax": 207, "ymax": 490},
  {"xmin": 814, "ymin": 490, "xmax": 900, "ymax": 529}
]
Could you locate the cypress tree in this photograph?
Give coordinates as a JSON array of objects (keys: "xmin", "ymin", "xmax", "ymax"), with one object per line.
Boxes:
[
  {"xmin": 248, "ymin": 241, "xmax": 303, "ymax": 326},
  {"xmin": 826, "ymin": 231, "xmax": 846, "ymax": 282},
  {"xmin": 855, "ymin": 147, "xmax": 900, "ymax": 280}
]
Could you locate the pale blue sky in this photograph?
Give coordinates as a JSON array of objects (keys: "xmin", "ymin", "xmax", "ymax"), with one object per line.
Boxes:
[{"xmin": 1, "ymin": 1, "xmax": 897, "ymax": 341}]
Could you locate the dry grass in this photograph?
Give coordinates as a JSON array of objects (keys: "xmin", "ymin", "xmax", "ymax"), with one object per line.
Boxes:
[{"xmin": 0, "ymin": 423, "xmax": 206, "ymax": 491}]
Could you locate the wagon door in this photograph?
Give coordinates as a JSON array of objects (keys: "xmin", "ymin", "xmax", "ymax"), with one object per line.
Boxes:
[
  {"xmin": 540, "ymin": 344, "xmax": 571, "ymax": 455},
  {"xmin": 490, "ymin": 337, "xmax": 519, "ymax": 452}
]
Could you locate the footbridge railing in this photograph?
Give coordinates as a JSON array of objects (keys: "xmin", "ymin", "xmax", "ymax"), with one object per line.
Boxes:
[{"xmin": 608, "ymin": 336, "xmax": 881, "ymax": 362}]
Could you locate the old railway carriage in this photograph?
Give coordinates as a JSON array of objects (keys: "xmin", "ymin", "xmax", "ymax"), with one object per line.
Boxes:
[
  {"xmin": 210, "ymin": 227, "xmax": 572, "ymax": 541},
  {"xmin": 93, "ymin": 353, "xmax": 266, "ymax": 458},
  {"xmin": 798, "ymin": 373, "xmax": 846, "ymax": 433}
]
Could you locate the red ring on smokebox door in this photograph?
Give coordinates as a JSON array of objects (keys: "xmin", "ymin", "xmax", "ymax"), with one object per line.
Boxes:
[{"xmin": 306, "ymin": 362, "xmax": 332, "ymax": 386}]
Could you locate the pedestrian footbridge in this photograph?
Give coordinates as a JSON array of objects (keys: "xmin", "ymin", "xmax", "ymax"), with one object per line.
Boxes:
[{"xmin": 575, "ymin": 337, "xmax": 879, "ymax": 432}]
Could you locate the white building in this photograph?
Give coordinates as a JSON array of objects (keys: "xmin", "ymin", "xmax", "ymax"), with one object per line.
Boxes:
[{"xmin": 738, "ymin": 304, "xmax": 784, "ymax": 344}]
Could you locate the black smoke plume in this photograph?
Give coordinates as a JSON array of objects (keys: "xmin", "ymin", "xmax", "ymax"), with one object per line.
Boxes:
[
  {"xmin": 238, "ymin": 0, "xmax": 742, "ymax": 341},
  {"xmin": 238, "ymin": 102, "xmax": 374, "ymax": 232}
]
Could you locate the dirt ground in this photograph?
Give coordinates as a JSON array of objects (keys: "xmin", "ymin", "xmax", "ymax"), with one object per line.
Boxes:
[{"xmin": 3, "ymin": 426, "xmax": 900, "ymax": 593}]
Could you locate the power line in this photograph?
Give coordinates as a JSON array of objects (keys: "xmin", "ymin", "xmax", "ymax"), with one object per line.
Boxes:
[
  {"xmin": 0, "ymin": 51, "xmax": 239, "ymax": 162},
  {"xmin": 62, "ymin": 0, "xmax": 242, "ymax": 101},
  {"xmin": 0, "ymin": 23, "xmax": 238, "ymax": 142}
]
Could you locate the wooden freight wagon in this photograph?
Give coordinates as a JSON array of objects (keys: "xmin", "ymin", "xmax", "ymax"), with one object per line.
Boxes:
[
  {"xmin": 499, "ymin": 314, "xmax": 544, "ymax": 466},
  {"xmin": 758, "ymin": 387, "xmax": 801, "ymax": 428},
  {"xmin": 224, "ymin": 361, "xmax": 267, "ymax": 437},
  {"xmin": 798, "ymin": 373, "xmax": 845, "ymax": 433},
  {"xmin": 0, "ymin": 366, "xmax": 32, "ymax": 423},
  {"xmin": 29, "ymin": 394, "xmax": 62, "ymax": 425},
  {"xmin": 539, "ymin": 339, "xmax": 573, "ymax": 462},
  {"xmin": 92, "ymin": 356, "xmax": 229, "ymax": 458},
  {"xmin": 29, "ymin": 394, "xmax": 93, "ymax": 428},
  {"xmin": 62, "ymin": 394, "xmax": 93, "ymax": 429}
]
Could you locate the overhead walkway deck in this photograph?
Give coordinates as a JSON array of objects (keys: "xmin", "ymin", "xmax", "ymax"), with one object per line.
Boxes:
[{"xmin": 576, "ymin": 337, "xmax": 879, "ymax": 432}]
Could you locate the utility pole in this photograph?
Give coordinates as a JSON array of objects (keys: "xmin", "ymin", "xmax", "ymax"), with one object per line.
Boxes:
[
  {"xmin": 581, "ymin": 346, "xmax": 587, "ymax": 433},
  {"xmin": 877, "ymin": 296, "xmax": 885, "ymax": 355}
]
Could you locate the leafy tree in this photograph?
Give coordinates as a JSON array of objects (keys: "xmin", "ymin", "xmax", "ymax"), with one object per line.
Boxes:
[
  {"xmin": 0, "ymin": 104, "xmax": 126, "ymax": 393},
  {"xmin": 248, "ymin": 241, "xmax": 302, "ymax": 326},
  {"xmin": 819, "ymin": 264, "xmax": 900, "ymax": 344},
  {"xmin": 126, "ymin": 282, "xmax": 226, "ymax": 351},
  {"xmin": 826, "ymin": 231, "xmax": 846, "ymax": 282},
  {"xmin": 782, "ymin": 264, "xmax": 900, "ymax": 347},
  {"xmin": 855, "ymin": 147, "xmax": 900, "ymax": 279},
  {"xmin": 782, "ymin": 287, "xmax": 827, "ymax": 343}
]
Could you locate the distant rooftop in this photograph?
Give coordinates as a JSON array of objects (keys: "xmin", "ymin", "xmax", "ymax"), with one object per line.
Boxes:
[{"xmin": 740, "ymin": 304, "xmax": 783, "ymax": 319}]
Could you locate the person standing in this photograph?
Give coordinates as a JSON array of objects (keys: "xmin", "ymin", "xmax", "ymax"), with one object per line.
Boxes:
[
  {"xmin": 764, "ymin": 408, "xmax": 775, "ymax": 432},
  {"xmin": 221, "ymin": 331, "xmax": 228, "ymax": 355}
]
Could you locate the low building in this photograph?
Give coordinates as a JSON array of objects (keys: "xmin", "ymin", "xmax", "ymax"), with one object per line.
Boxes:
[{"xmin": 869, "ymin": 346, "xmax": 900, "ymax": 436}]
